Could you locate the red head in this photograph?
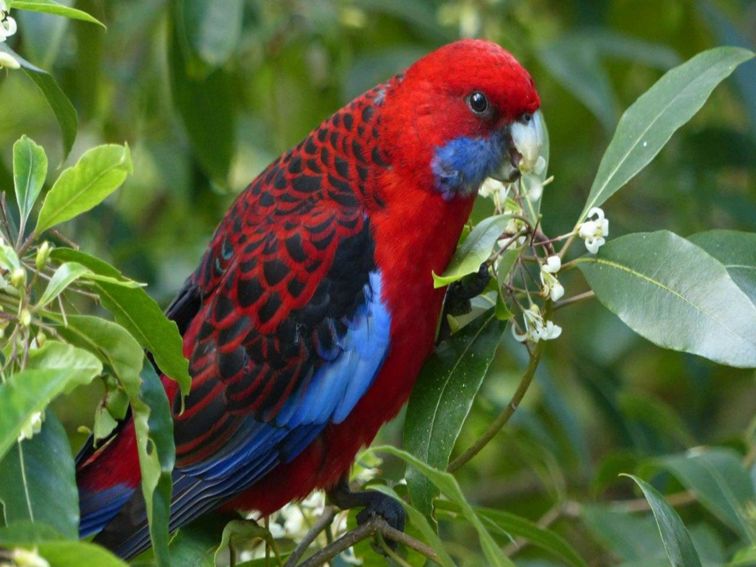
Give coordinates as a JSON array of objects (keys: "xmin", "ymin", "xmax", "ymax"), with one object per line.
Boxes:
[{"xmin": 379, "ymin": 39, "xmax": 543, "ymax": 199}]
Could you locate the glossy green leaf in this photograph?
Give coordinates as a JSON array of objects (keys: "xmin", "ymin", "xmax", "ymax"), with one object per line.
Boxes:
[
  {"xmin": 404, "ymin": 313, "xmax": 504, "ymax": 518},
  {"xmin": 0, "ymin": 343, "xmax": 102, "ymax": 461},
  {"xmin": 729, "ymin": 545, "xmax": 756, "ymax": 566},
  {"xmin": 577, "ymin": 231, "xmax": 756, "ymax": 368},
  {"xmin": 51, "ymin": 248, "xmax": 191, "ymax": 395},
  {"xmin": 166, "ymin": 514, "xmax": 231, "ymax": 567},
  {"xmin": 179, "ymin": 0, "xmax": 242, "ymax": 67},
  {"xmin": 131, "ymin": 365, "xmax": 175, "ymax": 567},
  {"xmin": 0, "ymin": 521, "xmax": 62, "ymax": 544},
  {"xmin": 687, "ymin": 230, "xmax": 756, "ymax": 305},
  {"xmin": 436, "ymin": 500, "xmax": 587, "ymax": 567},
  {"xmin": 370, "ymin": 484, "xmax": 456, "ymax": 567},
  {"xmin": 37, "ymin": 262, "xmax": 91, "ymax": 307},
  {"xmin": 13, "ymin": 135, "xmax": 47, "ymax": 229},
  {"xmin": 433, "ymin": 214, "xmax": 511, "ymax": 287},
  {"xmin": 1, "ymin": 45, "xmax": 78, "ymax": 159},
  {"xmin": 36, "ymin": 144, "xmax": 133, "ymax": 234},
  {"xmin": 580, "ymin": 46, "xmax": 754, "ymax": 218},
  {"xmin": 0, "ymin": 414, "xmax": 78, "ymax": 538},
  {"xmin": 369, "ymin": 445, "xmax": 515, "ymax": 567},
  {"xmin": 10, "ymin": 0, "xmax": 105, "ymax": 26},
  {"xmin": 36, "ymin": 541, "xmax": 128, "ymax": 567},
  {"xmin": 622, "ymin": 474, "xmax": 703, "ymax": 567},
  {"xmin": 654, "ymin": 449, "xmax": 755, "ymax": 542},
  {"xmin": 169, "ymin": 3, "xmax": 235, "ymax": 185}
]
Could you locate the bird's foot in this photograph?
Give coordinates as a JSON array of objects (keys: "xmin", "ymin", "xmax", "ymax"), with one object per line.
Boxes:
[
  {"xmin": 327, "ymin": 477, "xmax": 405, "ymax": 533},
  {"xmin": 438, "ymin": 263, "xmax": 492, "ymax": 341}
]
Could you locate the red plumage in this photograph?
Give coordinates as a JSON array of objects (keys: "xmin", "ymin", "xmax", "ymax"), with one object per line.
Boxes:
[{"xmin": 76, "ymin": 39, "xmax": 541, "ymax": 557}]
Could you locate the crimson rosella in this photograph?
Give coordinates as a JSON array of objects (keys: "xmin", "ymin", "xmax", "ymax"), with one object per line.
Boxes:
[{"xmin": 76, "ymin": 38, "xmax": 545, "ymax": 558}]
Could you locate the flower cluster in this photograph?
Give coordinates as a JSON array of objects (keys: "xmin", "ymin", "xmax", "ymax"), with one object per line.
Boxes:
[
  {"xmin": 578, "ymin": 207, "xmax": 609, "ymax": 254},
  {"xmin": 512, "ymin": 304, "xmax": 562, "ymax": 343},
  {"xmin": 0, "ymin": 1, "xmax": 19, "ymax": 69}
]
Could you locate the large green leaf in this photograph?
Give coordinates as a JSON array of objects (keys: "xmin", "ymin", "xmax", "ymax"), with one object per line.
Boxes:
[
  {"xmin": 169, "ymin": 1, "xmax": 235, "ymax": 185},
  {"xmin": 36, "ymin": 144, "xmax": 133, "ymax": 234},
  {"xmin": 0, "ymin": 343, "xmax": 102, "ymax": 461},
  {"xmin": 369, "ymin": 445, "xmax": 515, "ymax": 567},
  {"xmin": 404, "ymin": 313, "xmax": 504, "ymax": 518},
  {"xmin": 436, "ymin": 500, "xmax": 587, "ymax": 567},
  {"xmin": 653, "ymin": 449, "xmax": 755, "ymax": 542},
  {"xmin": 577, "ymin": 231, "xmax": 756, "ymax": 368},
  {"xmin": 50, "ymin": 248, "xmax": 191, "ymax": 395},
  {"xmin": 433, "ymin": 214, "xmax": 511, "ymax": 287},
  {"xmin": 10, "ymin": 0, "xmax": 105, "ymax": 26},
  {"xmin": 0, "ymin": 45, "xmax": 78, "ymax": 159},
  {"xmin": 622, "ymin": 474, "xmax": 703, "ymax": 567},
  {"xmin": 0, "ymin": 414, "xmax": 78, "ymax": 538},
  {"xmin": 12, "ymin": 135, "xmax": 47, "ymax": 230},
  {"xmin": 687, "ymin": 230, "xmax": 756, "ymax": 305},
  {"xmin": 131, "ymin": 365, "xmax": 175, "ymax": 567},
  {"xmin": 580, "ymin": 46, "xmax": 754, "ymax": 218},
  {"xmin": 179, "ymin": 0, "xmax": 242, "ymax": 67}
]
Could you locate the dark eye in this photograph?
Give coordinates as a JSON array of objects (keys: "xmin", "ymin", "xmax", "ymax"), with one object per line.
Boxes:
[{"xmin": 468, "ymin": 91, "xmax": 489, "ymax": 115}]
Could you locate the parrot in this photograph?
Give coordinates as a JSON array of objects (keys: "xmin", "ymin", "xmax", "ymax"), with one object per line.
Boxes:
[{"xmin": 75, "ymin": 38, "xmax": 545, "ymax": 558}]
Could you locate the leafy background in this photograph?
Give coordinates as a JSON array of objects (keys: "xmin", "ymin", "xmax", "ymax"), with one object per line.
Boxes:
[{"xmin": 0, "ymin": 0, "xmax": 753, "ymax": 565}]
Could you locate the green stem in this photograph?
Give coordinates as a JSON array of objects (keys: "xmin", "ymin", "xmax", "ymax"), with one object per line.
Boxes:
[{"xmin": 448, "ymin": 336, "xmax": 545, "ymax": 473}]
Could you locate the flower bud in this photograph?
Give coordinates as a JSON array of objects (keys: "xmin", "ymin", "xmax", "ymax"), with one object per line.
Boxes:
[
  {"xmin": 19, "ymin": 307, "xmax": 31, "ymax": 327},
  {"xmin": 10, "ymin": 267, "xmax": 26, "ymax": 289},
  {"xmin": 35, "ymin": 241, "xmax": 51, "ymax": 270}
]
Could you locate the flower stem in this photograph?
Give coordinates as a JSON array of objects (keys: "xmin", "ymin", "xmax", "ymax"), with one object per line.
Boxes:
[
  {"xmin": 554, "ymin": 290, "xmax": 595, "ymax": 310},
  {"xmin": 448, "ymin": 337, "xmax": 544, "ymax": 473}
]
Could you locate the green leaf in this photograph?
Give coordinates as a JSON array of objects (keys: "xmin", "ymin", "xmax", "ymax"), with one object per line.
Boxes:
[
  {"xmin": 55, "ymin": 314, "xmax": 143, "ymax": 392},
  {"xmin": 10, "ymin": 0, "xmax": 105, "ymax": 26},
  {"xmin": 169, "ymin": 3, "xmax": 235, "ymax": 185},
  {"xmin": 0, "ymin": 243, "xmax": 21, "ymax": 271},
  {"xmin": 36, "ymin": 144, "xmax": 133, "ymax": 234},
  {"xmin": 1, "ymin": 45, "xmax": 78, "ymax": 160},
  {"xmin": 13, "ymin": 135, "xmax": 48, "ymax": 229},
  {"xmin": 37, "ymin": 262, "xmax": 91, "ymax": 307},
  {"xmin": 0, "ymin": 414, "xmax": 78, "ymax": 538},
  {"xmin": 180, "ymin": 0, "xmax": 243, "ymax": 67},
  {"xmin": 0, "ymin": 343, "xmax": 102, "ymax": 462},
  {"xmin": 404, "ymin": 313, "xmax": 504, "ymax": 518},
  {"xmin": 436, "ymin": 500, "xmax": 587, "ymax": 567},
  {"xmin": 577, "ymin": 231, "xmax": 756, "ymax": 368},
  {"xmin": 654, "ymin": 449, "xmax": 755, "ymax": 542},
  {"xmin": 730, "ymin": 545, "xmax": 756, "ymax": 566},
  {"xmin": 433, "ymin": 214, "xmax": 511, "ymax": 287},
  {"xmin": 51, "ymin": 248, "xmax": 191, "ymax": 395},
  {"xmin": 166, "ymin": 514, "xmax": 231, "ymax": 567},
  {"xmin": 35, "ymin": 541, "xmax": 128, "ymax": 567},
  {"xmin": 0, "ymin": 521, "xmax": 62, "ymax": 544},
  {"xmin": 132, "ymin": 365, "xmax": 175, "ymax": 567},
  {"xmin": 580, "ymin": 46, "xmax": 754, "ymax": 218},
  {"xmin": 581, "ymin": 503, "xmax": 666, "ymax": 562},
  {"xmin": 369, "ymin": 445, "xmax": 515, "ymax": 567},
  {"xmin": 370, "ymin": 484, "xmax": 456, "ymax": 567},
  {"xmin": 622, "ymin": 474, "xmax": 703, "ymax": 567},
  {"xmin": 687, "ymin": 230, "xmax": 756, "ymax": 305}
]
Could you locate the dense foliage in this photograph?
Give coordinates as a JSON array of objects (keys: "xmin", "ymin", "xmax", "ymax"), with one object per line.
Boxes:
[{"xmin": 0, "ymin": 1, "xmax": 753, "ymax": 566}]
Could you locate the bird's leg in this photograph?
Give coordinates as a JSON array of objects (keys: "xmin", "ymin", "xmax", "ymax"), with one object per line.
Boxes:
[
  {"xmin": 327, "ymin": 476, "xmax": 405, "ymax": 533},
  {"xmin": 438, "ymin": 263, "xmax": 492, "ymax": 341}
]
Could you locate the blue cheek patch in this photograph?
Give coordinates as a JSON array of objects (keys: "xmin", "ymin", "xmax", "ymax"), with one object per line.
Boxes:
[{"xmin": 431, "ymin": 132, "xmax": 506, "ymax": 200}]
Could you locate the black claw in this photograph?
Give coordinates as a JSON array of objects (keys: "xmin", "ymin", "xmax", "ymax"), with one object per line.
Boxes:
[
  {"xmin": 327, "ymin": 477, "xmax": 406, "ymax": 533},
  {"xmin": 438, "ymin": 263, "xmax": 492, "ymax": 341}
]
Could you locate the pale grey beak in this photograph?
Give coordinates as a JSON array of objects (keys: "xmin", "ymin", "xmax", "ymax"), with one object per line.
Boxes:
[{"xmin": 495, "ymin": 110, "xmax": 548, "ymax": 181}]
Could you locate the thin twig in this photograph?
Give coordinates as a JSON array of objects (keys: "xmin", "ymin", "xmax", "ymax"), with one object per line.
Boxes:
[
  {"xmin": 284, "ymin": 507, "xmax": 336, "ymax": 567},
  {"xmin": 554, "ymin": 290, "xmax": 595, "ymax": 310},
  {"xmin": 295, "ymin": 516, "xmax": 441, "ymax": 567},
  {"xmin": 448, "ymin": 338, "xmax": 544, "ymax": 473}
]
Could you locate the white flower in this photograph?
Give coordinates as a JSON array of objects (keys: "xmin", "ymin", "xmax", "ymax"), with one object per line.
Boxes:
[
  {"xmin": 542, "ymin": 255, "xmax": 561, "ymax": 273},
  {"xmin": 18, "ymin": 411, "xmax": 44, "ymax": 442},
  {"xmin": 12, "ymin": 547, "xmax": 50, "ymax": 567},
  {"xmin": 478, "ymin": 177, "xmax": 506, "ymax": 199},
  {"xmin": 540, "ymin": 270, "xmax": 564, "ymax": 301},
  {"xmin": 0, "ymin": 50, "xmax": 19, "ymax": 69},
  {"xmin": 578, "ymin": 207, "xmax": 609, "ymax": 254},
  {"xmin": 0, "ymin": 5, "xmax": 17, "ymax": 42},
  {"xmin": 512, "ymin": 304, "xmax": 562, "ymax": 343}
]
